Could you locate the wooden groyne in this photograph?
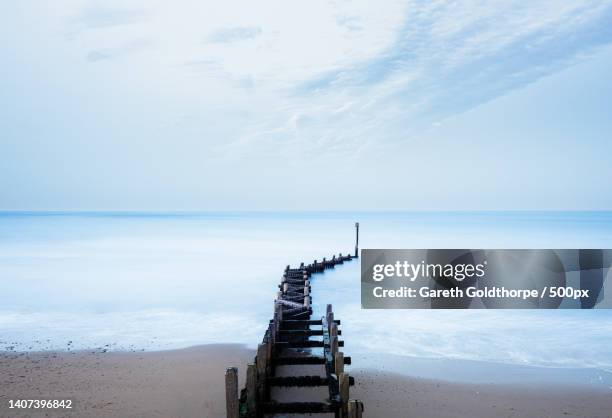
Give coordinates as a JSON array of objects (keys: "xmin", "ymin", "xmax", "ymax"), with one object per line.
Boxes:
[{"xmin": 225, "ymin": 225, "xmax": 363, "ymax": 418}]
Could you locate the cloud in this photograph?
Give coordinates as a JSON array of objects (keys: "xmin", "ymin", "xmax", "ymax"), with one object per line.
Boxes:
[
  {"xmin": 281, "ymin": 0, "xmax": 612, "ymax": 145},
  {"xmin": 208, "ymin": 26, "xmax": 262, "ymax": 43},
  {"xmin": 86, "ymin": 39, "xmax": 153, "ymax": 62},
  {"xmin": 335, "ymin": 14, "xmax": 363, "ymax": 32},
  {"xmin": 185, "ymin": 58, "xmax": 222, "ymax": 69},
  {"xmin": 74, "ymin": 6, "xmax": 148, "ymax": 30},
  {"xmin": 63, "ymin": 5, "xmax": 149, "ymax": 41}
]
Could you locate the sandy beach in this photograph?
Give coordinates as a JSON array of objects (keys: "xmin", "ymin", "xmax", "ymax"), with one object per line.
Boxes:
[{"xmin": 1, "ymin": 344, "xmax": 610, "ymax": 418}]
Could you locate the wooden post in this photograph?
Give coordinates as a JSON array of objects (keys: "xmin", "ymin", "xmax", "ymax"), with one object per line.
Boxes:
[
  {"xmin": 330, "ymin": 335, "xmax": 338, "ymax": 355},
  {"xmin": 271, "ymin": 304, "xmax": 277, "ymax": 344},
  {"xmin": 274, "ymin": 302, "xmax": 282, "ymax": 344},
  {"xmin": 330, "ymin": 322, "xmax": 338, "ymax": 339},
  {"xmin": 246, "ymin": 363, "xmax": 257, "ymax": 416},
  {"xmin": 339, "ymin": 373, "xmax": 350, "ymax": 417},
  {"xmin": 265, "ymin": 339, "xmax": 272, "ymax": 376},
  {"xmin": 335, "ymin": 351, "xmax": 344, "ymax": 376},
  {"xmin": 354, "ymin": 222, "xmax": 359, "ymax": 258},
  {"xmin": 225, "ymin": 367, "xmax": 239, "ymax": 418},
  {"xmin": 304, "ymin": 278, "xmax": 310, "ymax": 305},
  {"xmin": 256, "ymin": 343, "xmax": 268, "ymax": 403},
  {"xmin": 274, "ymin": 301, "xmax": 282, "ymax": 322},
  {"xmin": 326, "ymin": 304, "xmax": 334, "ymax": 326},
  {"xmin": 348, "ymin": 400, "xmax": 363, "ymax": 418},
  {"xmin": 256, "ymin": 343, "xmax": 267, "ymax": 379}
]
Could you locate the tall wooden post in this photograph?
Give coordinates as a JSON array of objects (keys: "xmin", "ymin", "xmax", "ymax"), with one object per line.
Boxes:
[
  {"xmin": 326, "ymin": 304, "xmax": 334, "ymax": 326},
  {"xmin": 330, "ymin": 335, "xmax": 338, "ymax": 356},
  {"xmin": 335, "ymin": 351, "xmax": 344, "ymax": 376},
  {"xmin": 339, "ymin": 372, "xmax": 350, "ymax": 417},
  {"xmin": 225, "ymin": 367, "xmax": 239, "ymax": 418},
  {"xmin": 330, "ymin": 322, "xmax": 338, "ymax": 339},
  {"xmin": 256, "ymin": 343, "xmax": 268, "ymax": 403},
  {"xmin": 348, "ymin": 400, "xmax": 363, "ymax": 418},
  {"xmin": 246, "ymin": 364, "xmax": 257, "ymax": 416},
  {"xmin": 354, "ymin": 222, "xmax": 359, "ymax": 258}
]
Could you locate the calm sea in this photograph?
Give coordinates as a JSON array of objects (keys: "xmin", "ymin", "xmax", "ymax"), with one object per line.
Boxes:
[{"xmin": 1, "ymin": 211, "xmax": 612, "ymax": 385}]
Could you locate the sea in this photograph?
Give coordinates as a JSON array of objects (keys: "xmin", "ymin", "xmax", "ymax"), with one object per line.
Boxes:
[{"xmin": 1, "ymin": 211, "xmax": 612, "ymax": 387}]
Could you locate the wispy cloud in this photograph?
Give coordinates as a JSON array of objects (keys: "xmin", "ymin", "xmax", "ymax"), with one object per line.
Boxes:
[
  {"xmin": 335, "ymin": 14, "xmax": 363, "ymax": 32},
  {"xmin": 295, "ymin": 0, "xmax": 612, "ymax": 134},
  {"xmin": 208, "ymin": 26, "xmax": 262, "ymax": 43},
  {"xmin": 4, "ymin": 0, "xmax": 612, "ymax": 210},
  {"xmin": 74, "ymin": 6, "xmax": 148, "ymax": 30},
  {"xmin": 86, "ymin": 39, "xmax": 153, "ymax": 62},
  {"xmin": 218, "ymin": 0, "xmax": 612, "ymax": 156},
  {"xmin": 65, "ymin": 5, "xmax": 149, "ymax": 40}
]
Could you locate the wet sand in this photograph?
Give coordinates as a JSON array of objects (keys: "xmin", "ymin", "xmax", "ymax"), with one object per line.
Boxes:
[
  {"xmin": 351, "ymin": 369, "xmax": 612, "ymax": 418},
  {"xmin": 1, "ymin": 344, "xmax": 610, "ymax": 417}
]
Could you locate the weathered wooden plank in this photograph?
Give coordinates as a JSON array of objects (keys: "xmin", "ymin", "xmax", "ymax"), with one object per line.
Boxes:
[
  {"xmin": 267, "ymin": 375, "xmax": 354, "ymax": 387},
  {"xmin": 261, "ymin": 401, "xmax": 335, "ymax": 414},
  {"xmin": 277, "ymin": 319, "xmax": 341, "ymax": 326},
  {"xmin": 330, "ymin": 322, "xmax": 338, "ymax": 338},
  {"xmin": 278, "ymin": 329, "xmax": 341, "ymax": 336},
  {"xmin": 285, "ymin": 310, "xmax": 311, "ymax": 320},
  {"xmin": 282, "ymin": 306, "xmax": 311, "ymax": 317},
  {"xmin": 335, "ymin": 351, "xmax": 344, "ymax": 376},
  {"xmin": 245, "ymin": 363, "xmax": 257, "ymax": 416},
  {"xmin": 225, "ymin": 367, "xmax": 239, "ymax": 418},
  {"xmin": 256, "ymin": 343, "xmax": 268, "ymax": 391},
  {"xmin": 330, "ymin": 336, "xmax": 339, "ymax": 355},
  {"xmin": 339, "ymin": 372, "xmax": 350, "ymax": 416},
  {"xmin": 274, "ymin": 355, "xmax": 352, "ymax": 365},
  {"xmin": 323, "ymin": 314, "xmax": 341, "ymax": 404},
  {"xmin": 348, "ymin": 400, "xmax": 364, "ymax": 418},
  {"xmin": 267, "ymin": 375, "xmax": 326, "ymax": 387},
  {"xmin": 285, "ymin": 340, "xmax": 344, "ymax": 348},
  {"xmin": 279, "ymin": 329, "xmax": 323, "ymax": 336},
  {"xmin": 282, "ymin": 278, "xmax": 306, "ymax": 285}
]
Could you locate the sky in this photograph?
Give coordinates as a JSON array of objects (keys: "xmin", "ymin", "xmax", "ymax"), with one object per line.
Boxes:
[{"xmin": 1, "ymin": 0, "xmax": 612, "ymax": 211}]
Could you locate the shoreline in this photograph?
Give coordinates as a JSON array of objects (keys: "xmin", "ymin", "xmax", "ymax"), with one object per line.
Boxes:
[
  {"xmin": 4, "ymin": 343, "xmax": 611, "ymax": 389},
  {"xmin": 1, "ymin": 344, "xmax": 611, "ymax": 417},
  {"xmin": 353, "ymin": 352, "xmax": 612, "ymax": 390}
]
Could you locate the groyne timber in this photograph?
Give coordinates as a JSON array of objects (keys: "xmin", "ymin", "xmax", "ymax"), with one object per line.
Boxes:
[{"xmin": 225, "ymin": 224, "xmax": 363, "ymax": 418}]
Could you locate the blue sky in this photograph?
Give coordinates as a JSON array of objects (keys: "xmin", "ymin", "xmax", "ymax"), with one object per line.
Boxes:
[{"xmin": 1, "ymin": 0, "xmax": 612, "ymax": 210}]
